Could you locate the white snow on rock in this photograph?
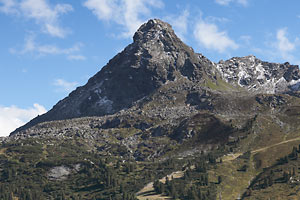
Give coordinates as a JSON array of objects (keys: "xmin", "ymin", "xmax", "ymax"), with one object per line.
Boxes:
[
  {"xmin": 216, "ymin": 55, "xmax": 300, "ymax": 94},
  {"xmin": 96, "ymin": 96, "xmax": 113, "ymax": 113}
]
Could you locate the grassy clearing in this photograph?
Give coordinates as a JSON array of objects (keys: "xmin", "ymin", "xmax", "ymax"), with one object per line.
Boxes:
[
  {"xmin": 136, "ymin": 170, "xmax": 185, "ymax": 200},
  {"xmin": 209, "ymin": 154, "xmax": 257, "ymax": 200},
  {"xmin": 203, "ymin": 75, "xmax": 243, "ymax": 92}
]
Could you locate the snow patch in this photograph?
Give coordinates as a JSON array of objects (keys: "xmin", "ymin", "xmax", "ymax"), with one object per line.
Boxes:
[
  {"xmin": 255, "ymin": 64, "xmax": 265, "ymax": 80},
  {"xmin": 96, "ymin": 96, "xmax": 113, "ymax": 113},
  {"xmin": 290, "ymin": 79, "xmax": 300, "ymax": 90},
  {"xmin": 94, "ymin": 89, "xmax": 102, "ymax": 94},
  {"xmin": 216, "ymin": 56, "xmax": 300, "ymax": 94}
]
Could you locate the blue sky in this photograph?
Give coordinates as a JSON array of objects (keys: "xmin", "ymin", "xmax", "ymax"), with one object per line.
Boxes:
[{"xmin": 1, "ymin": 0, "xmax": 300, "ymax": 136}]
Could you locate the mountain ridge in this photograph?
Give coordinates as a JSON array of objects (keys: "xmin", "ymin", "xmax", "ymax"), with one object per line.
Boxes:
[
  {"xmin": 11, "ymin": 19, "xmax": 217, "ymax": 135},
  {"xmin": 12, "ymin": 19, "xmax": 300, "ymax": 134},
  {"xmin": 3, "ymin": 18, "xmax": 300, "ymax": 200},
  {"xmin": 216, "ymin": 55, "xmax": 300, "ymax": 93},
  {"xmin": 12, "ymin": 19, "xmax": 300, "ymax": 136}
]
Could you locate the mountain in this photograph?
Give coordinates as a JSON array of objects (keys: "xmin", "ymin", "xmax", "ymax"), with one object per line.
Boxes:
[
  {"xmin": 216, "ymin": 55, "xmax": 300, "ymax": 93},
  {"xmin": 13, "ymin": 19, "xmax": 300, "ymax": 134},
  {"xmin": 12, "ymin": 19, "xmax": 217, "ymax": 134},
  {"xmin": 2, "ymin": 19, "xmax": 300, "ymax": 199}
]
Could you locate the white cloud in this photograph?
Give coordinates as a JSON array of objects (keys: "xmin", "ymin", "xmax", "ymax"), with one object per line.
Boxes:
[
  {"xmin": 20, "ymin": 0, "xmax": 73, "ymax": 37},
  {"xmin": 237, "ymin": 0, "xmax": 249, "ymax": 6},
  {"xmin": 215, "ymin": 0, "xmax": 248, "ymax": 6},
  {"xmin": 165, "ymin": 9, "xmax": 189, "ymax": 41},
  {"xmin": 0, "ymin": 0, "xmax": 18, "ymax": 14},
  {"xmin": 0, "ymin": 104, "xmax": 46, "ymax": 136},
  {"xmin": 276, "ymin": 28, "xmax": 295, "ymax": 53},
  {"xmin": 10, "ymin": 35, "xmax": 85, "ymax": 59},
  {"xmin": 272, "ymin": 28, "xmax": 299, "ymax": 63},
  {"xmin": 205, "ymin": 16, "xmax": 229, "ymax": 23},
  {"xmin": 215, "ymin": 0, "xmax": 231, "ymax": 5},
  {"xmin": 53, "ymin": 79, "xmax": 78, "ymax": 93},
  {"xmin": 67, "ymin": 55, "xmax": 86, "ymax": 61},
  {"xmin": 193, "ymin": 19, "xmax": 238, "ymax": 53},
  {"xmin": 253, "ymin": 28, "xmax": 300, "ymax": 65},
  {"xmin": 240, "ymin": 35, "xmax": 251, "ymax": 45},
  {"xmin": 83, "ymin": 0, "xmax": 164, "ymax": 38},
  {"xmin": 0, "ymin": 0, "xmax": 73, "ymax": 37}
]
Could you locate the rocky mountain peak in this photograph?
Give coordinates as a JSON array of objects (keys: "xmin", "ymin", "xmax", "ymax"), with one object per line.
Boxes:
[
  {"xmin": 130, "ymin": 19, "xmax": 196, "ymax": 59},
  {"xmin": 13, "ymin": 19, "xmax": 300, "ymax": 136},
  {"xmin": 219, "ymin": 55, "xmax": 257, "ymax": 64},
  {"xmin": 133, "ymin": 19, "xmax": 174, "ymax": 43},
  {"xmin": 216, "ymin": 55, "xmax": 300, "ymax": 94},
  {"xmin": 12, "ymin": 19, "xmax": 214, "ymax": 134}
]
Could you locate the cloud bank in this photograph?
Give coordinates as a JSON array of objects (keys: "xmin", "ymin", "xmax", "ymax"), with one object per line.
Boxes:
[
  {"xmin": 53, "ymin": 79, "xmax": 78, "ymax": 93},
  {"xmin": 0, "ymin": 104, "xmax": 46, "ymax": 137},
  {"xmin": 10, "ymin": 35, "xmax": 85, "ymax": 59},
  {"xmin": 83, "ymin": 0, "xmax": 164, "ymax": 38},
  {"xmin": 0, "ymin": 0, "xmax": 73, "ymax": 37},
  {"xmin": 215, "ymin": 0, "xmax": 249, "ymax": 6},
  {"xmin": 193, "ymin": 19, "xmax": 238, "ymax": 53}
]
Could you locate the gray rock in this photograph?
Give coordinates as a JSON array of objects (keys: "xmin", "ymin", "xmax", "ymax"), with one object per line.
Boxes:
[
  {"xmin": 48, "ymin": 166, "xmax": 71, "ymax": 181},
  {"xmin": 12, "ymin": 19, "xmax": 215, "ymax": 135},
  {"xmin": 216, "ymin": 55, "xmax": 300, "ymax": 94}
]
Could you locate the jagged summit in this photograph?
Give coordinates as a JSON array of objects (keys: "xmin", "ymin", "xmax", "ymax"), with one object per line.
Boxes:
[
  {"xmin": 216, "ymin": 55, "xmax": 300, "ymax": 93},
  {"xmin": 133, "ymin": 19, "xmax": 174, "ymax": 42},
  {"xmin": 11, "ymin": 19, "xmax": 214, "ymax": 134},
  {"xmin": 132, "ymin": 19, "xmax": 185, "ymax": 52}
]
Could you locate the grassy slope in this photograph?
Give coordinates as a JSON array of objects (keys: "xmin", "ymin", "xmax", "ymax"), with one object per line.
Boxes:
[
  {"xmin": 2, "ymin": 79, "xmax": 300, "ymax": 199},
  {"xmin": 206, "ymin": 97, "xmax": 300, "ymax": 200}
]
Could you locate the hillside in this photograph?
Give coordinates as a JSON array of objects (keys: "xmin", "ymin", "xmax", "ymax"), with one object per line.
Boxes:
[{"xmin": 1, "ymin": 19, "xmax": 300, "ymax": 200}]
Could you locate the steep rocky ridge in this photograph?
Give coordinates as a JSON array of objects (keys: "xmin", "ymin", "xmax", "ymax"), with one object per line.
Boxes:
[
  {"xmin": 10, "ymin": 19, "xmax": 300, "ymax": 153},
  {"xmin": 216, "ymin": 55, "xmax": 300, "ymax": 93},
  {"xmin": 9, "ymin": 19, "xmax": 300, "ymax": 157},
  {"xmin": 13, "ymin": 19, "xmax": 219, "ymax": 134}
]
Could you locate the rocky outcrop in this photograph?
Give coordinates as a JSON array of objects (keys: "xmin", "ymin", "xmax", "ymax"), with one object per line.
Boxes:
[
  {"xmin": 216, "ymin": 55, "xmax": 300, "ymax": 94},
  {"xmin": 47, "ymin": 164, "xmax": 81, "ymax": 181}
]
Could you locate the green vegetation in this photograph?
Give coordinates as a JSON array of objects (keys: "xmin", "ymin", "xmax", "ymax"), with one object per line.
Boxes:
[
  {"xmin": 0, "ymin": 138, "xmax": 139, "ymax": 200},
  {"xmin": 203, "ymin": 75, "xmax": 242, "ymax": 92},
  {"xmin": 0, "ymin": 135, "xmax": 232, "ymax": 200},
  {"xmin": 153, "ymin": 155, "xmax": 218, "ymax": 200},
  {"xmin": 242, "ymin": 144, "xmax": 300, "ymax": 199},
  {"xmin": 0, "ymin": 137, "xmax": 197, "ymax": 200},
  {"xmin": 2, "ymin": 91, "xmax": 300, "ymax": 199}
]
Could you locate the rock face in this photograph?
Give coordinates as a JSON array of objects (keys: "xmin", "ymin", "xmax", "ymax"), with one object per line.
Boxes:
[
  {"xmin": 12, "ymin": 19, "xmax": 217, "ymax": 134},
  {"xmin": 12, "ymin": 19, "xmax": 300, "ymax": 135},
  {"xmin": 216, "ymin": 55, "xmax": 300, "ymax": 93},
  {"xmin": 48, "ymin": 166, "xmax": 72, "ymax": 181}
]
